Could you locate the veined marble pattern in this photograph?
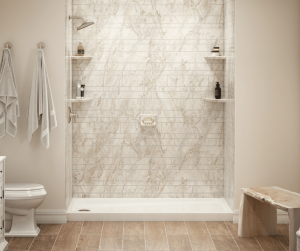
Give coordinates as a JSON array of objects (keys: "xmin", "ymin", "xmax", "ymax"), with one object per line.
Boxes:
[
  {"xmin": 65, "ymin": 0, "xmax": 73, "ymax": 209},
  {"xmin": 72, "ymin": 0, "xmax": 226, "ymax": 198},
  {"xmin": 223, "ymin": 0, "xmax": 235, "ymax": 210}
]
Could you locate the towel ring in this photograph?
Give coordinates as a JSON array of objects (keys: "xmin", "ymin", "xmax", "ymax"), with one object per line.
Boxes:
[
  {"xmin": 38, "ymin": 42, "xmax": 45, "ymax": 49},
  {"xmin": 5, "ymin": 42, "xmax": 12, "ymax": 49}
]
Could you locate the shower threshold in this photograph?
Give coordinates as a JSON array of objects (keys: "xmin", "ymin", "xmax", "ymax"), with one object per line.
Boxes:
[{"xmin": 67, "ymin": 198, "xmax": 233, "ymax": 221}]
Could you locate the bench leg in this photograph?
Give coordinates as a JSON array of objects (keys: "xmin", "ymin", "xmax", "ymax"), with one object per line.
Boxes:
[
  {"xmin": 288, "ymin": 208, "xmax": 300, "ymax": 251},
  {"xmin": 238, "ymin": 192, "xmax": 277, "ymax": 237}
]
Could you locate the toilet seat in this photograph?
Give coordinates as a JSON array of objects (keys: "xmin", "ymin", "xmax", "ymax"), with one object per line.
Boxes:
[
  {"xmin": 5, "ymin": 183, "xmax": 47, "ymax": 200},
  {"xmin": 6, "ymin": 183, "xmax": 44, "ymax": 191}
]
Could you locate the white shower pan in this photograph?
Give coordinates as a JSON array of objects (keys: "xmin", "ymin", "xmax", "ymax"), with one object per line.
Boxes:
[{"xmin": 67, "ymin": 198, "xmax": 233, "ymax": 221}]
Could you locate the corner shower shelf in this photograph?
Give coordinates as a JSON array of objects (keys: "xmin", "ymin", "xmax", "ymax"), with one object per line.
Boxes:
[
  {"xmin": 204, "ymin": 56, "xmax": 226, "ymax": 60},
  {"xmin": 67, "ymin": 98, "xmax": 93, "ymax": 103},
  {"xmin": 204, "ymin": 98, "xmax": 228, "ymax": 103},
  {"xmin": 70, "ymin": 56, "xmax": 93, "ymax": 60}
]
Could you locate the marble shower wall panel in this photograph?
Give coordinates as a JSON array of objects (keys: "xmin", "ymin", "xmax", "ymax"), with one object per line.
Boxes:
[
  {"xmin": 72, "ymin": 0, "xmax": 225, "ymax": 198},
  {"xmin": 65, "ymin": 0, "xmax": 73, "ymax": 209},
  {"xmin": 224, "ymin": 0, "xmax": 235, "ymax": 210}
]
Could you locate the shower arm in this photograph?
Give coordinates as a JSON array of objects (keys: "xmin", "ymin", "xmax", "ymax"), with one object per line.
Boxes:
[{"xmin": 69, "ymin": 15, "xmax": 86, "ymax": 23}]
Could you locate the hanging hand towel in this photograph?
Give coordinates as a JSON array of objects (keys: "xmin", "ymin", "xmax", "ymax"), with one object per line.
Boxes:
[
  {"xmin": 27, "ymin": 49, "xmax": 57, "ymax": 149},
  {"xmin": 0, "ymin": 48, "xmax": 20, "ymax": 138}
]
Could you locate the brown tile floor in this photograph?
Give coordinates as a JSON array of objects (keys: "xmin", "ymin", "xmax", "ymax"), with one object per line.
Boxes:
[{"xmin": 5, "ymin": 222, "xmax": 289, "ymax": 251}]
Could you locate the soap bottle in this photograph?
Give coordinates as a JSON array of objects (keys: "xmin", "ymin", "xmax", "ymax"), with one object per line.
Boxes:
[
  {"xmin": 77, "ymin": 42, "xmax": 84, "ymax": 56},
  {"xmin": 215, "ymin": 82, "xmax": 221, "ymax": 99},
  {"xmin": 76, "ymin": 77, "xmax": 82, "ymax": 99},
  {"xmin": 80, "ymin": 84, "xmax": 85, "ymax": 99}
]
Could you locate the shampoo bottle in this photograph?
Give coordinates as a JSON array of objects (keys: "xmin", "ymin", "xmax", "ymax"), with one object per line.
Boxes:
[
  {"xmin": 77, "ymin": 42, "xmax": 85, "ymax": 56},
  {"xmin": 76, "ymin": 76, "xmax": 82, "ymax": 99},
  {"xmin": 80, "ymin": 84, "xmax": 85, "ymax": 99},
  {"xmin": 215, "ymin": 82, "xmax": 221, "ymax": 99}
]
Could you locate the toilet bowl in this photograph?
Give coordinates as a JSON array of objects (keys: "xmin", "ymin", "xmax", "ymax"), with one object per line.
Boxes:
[{"xmin": 5, "ymin": 183, "xmax": 47, "ymax": 237}]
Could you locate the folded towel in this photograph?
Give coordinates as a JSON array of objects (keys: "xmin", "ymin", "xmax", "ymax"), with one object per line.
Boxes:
[
  {"xmin": 27, "ymin": 49, "xmax": 57, "ymax": 148},
  {"xmin": 0, "ymin": 48, "xmax": 20, "ymax": 138}
]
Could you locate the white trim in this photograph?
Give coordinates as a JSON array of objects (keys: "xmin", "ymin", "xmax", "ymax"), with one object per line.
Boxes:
[
  {"xmin": 233, "ymin": 209, "xmax": 289, "ymax": 224},
  {"xmin": 35, "ymin": 209, "xmax": 67, "ymax": 224}
]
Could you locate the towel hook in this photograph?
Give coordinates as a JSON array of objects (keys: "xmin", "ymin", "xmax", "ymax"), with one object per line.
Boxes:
[
  {"xmin": 38, "ymin": 42, "xmax": 45, "ymax": 49},
  {"xmin": 4, "ymin": 42, "xmax": 12, "ymax": 49}
]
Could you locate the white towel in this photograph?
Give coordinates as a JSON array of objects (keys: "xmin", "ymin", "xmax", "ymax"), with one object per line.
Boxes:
[
  {"xmin": 0, "ymin": 48, "xmax": 20, "ymax": 138},
  {"xmin": 27, "ymin": 49, "xmax": 57, "ymax": 149}
]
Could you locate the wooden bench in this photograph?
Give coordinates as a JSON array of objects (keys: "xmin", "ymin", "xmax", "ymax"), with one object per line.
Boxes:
[{"xmin": 238, "ymin": 186, "xmax": 300, "ymax": 251}]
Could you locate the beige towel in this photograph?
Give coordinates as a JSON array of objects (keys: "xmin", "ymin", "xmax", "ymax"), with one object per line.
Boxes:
[
  {"xmin": 27, "ymin": 49, "xmax": 57, "ymax": 148},
  {"xmin": 0, "ymin": 48, "xmax": 19, "ymax": 138}
]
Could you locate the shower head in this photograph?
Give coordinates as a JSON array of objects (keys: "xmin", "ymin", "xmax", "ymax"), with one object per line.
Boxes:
[
  {"xmin": 69, "ymin": 15, "xmax": 94, "ymax": 30},
  {"xmin": 77, "ymin": 21, "xmax": 94, "ymax": 30}
]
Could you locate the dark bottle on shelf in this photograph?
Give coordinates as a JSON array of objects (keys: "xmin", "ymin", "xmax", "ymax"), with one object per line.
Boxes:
[
  {"xmin": 80, "ymin": 84, "xmax": 85, "ymax": 99},
  {"xmin": 215, "ymin": 82, "xmax": 221, "ymax": 99}
]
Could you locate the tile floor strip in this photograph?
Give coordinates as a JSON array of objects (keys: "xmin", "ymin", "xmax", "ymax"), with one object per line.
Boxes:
[
  {"xmin": 122, "ymin": 221, "xmax": 124, "ymax": 251},
  {"xmin": 184, "ymin": 221, "xmax": 194, "ymax": 251},
  {"xmin": 27, "ymin": 238, "xmax": 35, "ymax": 251},
  {"xmin": 224, "ymin": 221, "xmax": 240, "ymax": 251},
  {"xmin": 204, "ymin": 221, "xmax": 217, "ymax": 251},
  {"xmin": 255, "ymin": 236, "xmax": 286, "ymax": 251},
  {"xmin": 27, "ymin": 225, "xmax": 40, "ymax": 251},
  {"xmin": 74, "ymin": 221, "xmax": 84, "ymax": 250},
  {"xmin": 255, "ymin": 236, "xmax": 265, "ymax": 251},
  {"xmin": 81, "ymin": 222, "xmax": 103, "ymax": 235},
  {"xmin": 8, "ymin": 237, "xmax": 35, "ymax": 251},
  {"xmin": 275, "ymin": 235, "xmax": 288, "ymax": 251},
  {"xmin": 50, "ymin": 224, "xmax": 63, "ymax": 251},
  {"xmin": 98, "ymin": 221, "xmax": 105, "ymax": 250},
  {"xmin": 163, "ymin": 222, "xmax": 170, "ymax": 251},
  {"xmin": 144, "ymin": 221, "xmax": 146, "ymax": 251}
]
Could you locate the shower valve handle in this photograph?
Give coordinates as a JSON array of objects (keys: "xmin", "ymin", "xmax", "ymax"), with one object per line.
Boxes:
[
  {"xmin": 68, "ymin": 107, "xmax": 78, "ymax": 123},
  {"xmin": 70, "ymin": 112, "xmax": 78, "ymax": 118}
]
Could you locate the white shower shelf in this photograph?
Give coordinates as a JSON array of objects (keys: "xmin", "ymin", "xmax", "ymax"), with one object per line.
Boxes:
[
  {"xmin": 204, "ymin": 56, "xmax": 226, "ymax": 60},
  {"xmin": 67, "ymin": 98, "xmax": 93, "ymax": 103},
  {"xmin": 204, "ymin": 98, "xmax": 228, "ymax": 103},
  {"xmin": 70, "ymin": 56, "xmax": 93, "ymax": 60}
]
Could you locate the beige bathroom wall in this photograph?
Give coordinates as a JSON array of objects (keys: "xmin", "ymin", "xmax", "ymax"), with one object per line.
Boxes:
[
  {"xmin": 235, "ymin": 0, "xmax": 300, "ymax": 210},
  {"xmin": 0, "ymin": 0, "xmax": 65, "ymax": 210}
]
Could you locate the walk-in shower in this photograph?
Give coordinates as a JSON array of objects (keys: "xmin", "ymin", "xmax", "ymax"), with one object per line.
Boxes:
[{"xmin": 65, "ymin": 0, "xmax": 236, "ymax": 221}]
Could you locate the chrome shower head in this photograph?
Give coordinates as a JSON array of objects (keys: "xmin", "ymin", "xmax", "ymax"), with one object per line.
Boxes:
[
  {"xmin": 77, "ymin": 21, "xmax": 94, "ymax": 30},
  {"xmin": 69, "ymin": 15, "xmax": 94, "ymax": 30}
]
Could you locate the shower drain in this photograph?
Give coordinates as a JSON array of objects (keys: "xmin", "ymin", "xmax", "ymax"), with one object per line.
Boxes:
[{"xmin": 78, "ymin": 209, "xmax": 90, "ymax": 211}]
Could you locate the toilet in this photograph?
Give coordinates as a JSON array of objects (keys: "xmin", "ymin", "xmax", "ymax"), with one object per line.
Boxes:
[{"xmin": 5, "ymin": 183, "xmax": 47, "ymax": 237}]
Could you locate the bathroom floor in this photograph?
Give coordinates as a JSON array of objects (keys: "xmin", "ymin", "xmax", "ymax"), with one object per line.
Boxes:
[{"xmin": 5, "ymin": 221, "xmax": 288, "ymax": 251}]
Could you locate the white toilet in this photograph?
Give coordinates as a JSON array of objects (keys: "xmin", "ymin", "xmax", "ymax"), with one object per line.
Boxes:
[{"xmin": 5, "ymin": 183, "xmax": 47, "ymax": 237}]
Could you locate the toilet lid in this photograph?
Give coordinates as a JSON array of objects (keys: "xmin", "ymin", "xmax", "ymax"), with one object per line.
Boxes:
[{"xmin": 5, "ymin": 183, "xmax": 44, "ymax": 191}]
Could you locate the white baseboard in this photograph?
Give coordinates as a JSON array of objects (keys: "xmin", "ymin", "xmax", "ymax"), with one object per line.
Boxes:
[
  {"xmin": 35, "ymin": 209, "xmax": 67, "ymax": 224},
  {"xmin": 233, "ymin": 209, "xmax": 289, "ymax": 224}
]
